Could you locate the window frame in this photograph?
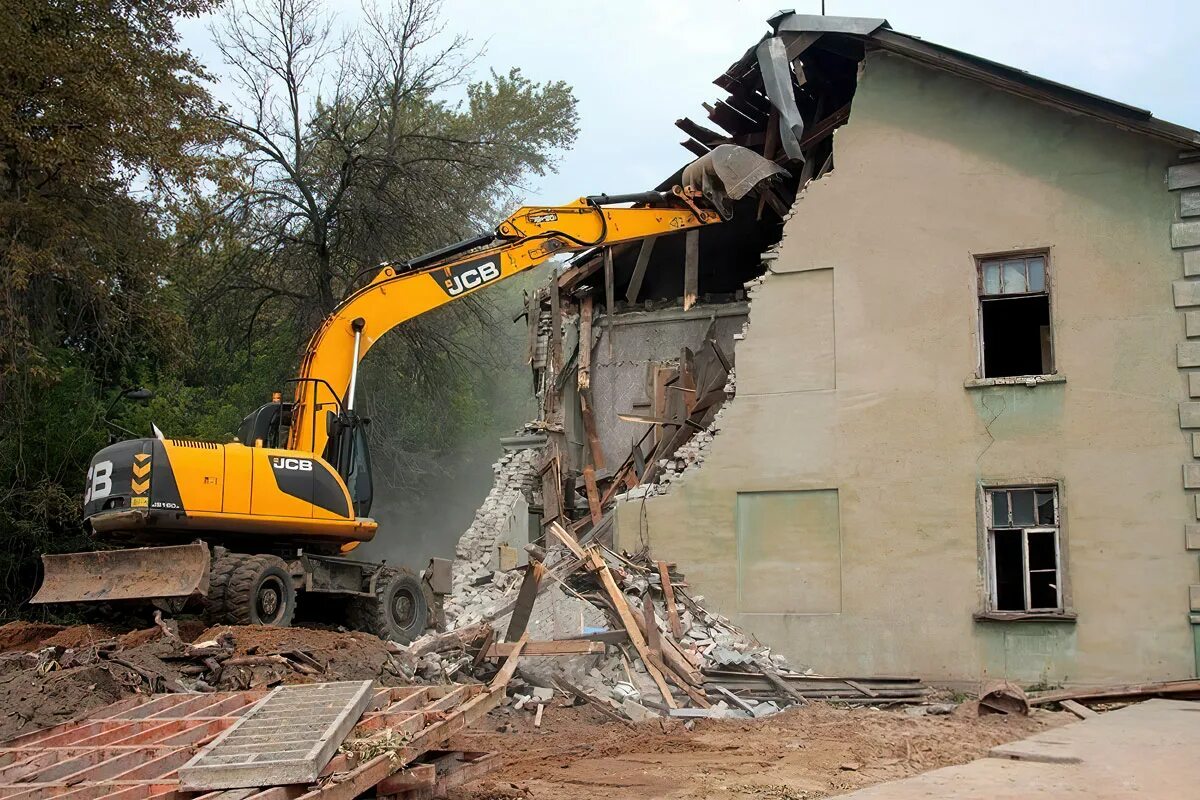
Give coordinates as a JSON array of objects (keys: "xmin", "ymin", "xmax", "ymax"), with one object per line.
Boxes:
[
  {"xmin": 973, "ymin": 248, "xmax": 1055, "ymax": 379},
  {"xmin": 980, "ymin": 482, "xmax": 1070, "ymax": 617}
]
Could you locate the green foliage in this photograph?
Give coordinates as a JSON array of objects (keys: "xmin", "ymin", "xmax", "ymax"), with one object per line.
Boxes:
[
  {"xmin": 0, "ymin": 0, "xmax": 577, "ymax": 616},
  {"xmin": 0, "ymin": 0, "xmax": 224, "ymax": 617}
]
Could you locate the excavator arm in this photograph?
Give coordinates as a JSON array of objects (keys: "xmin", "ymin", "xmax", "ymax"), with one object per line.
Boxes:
[{"xmin": 288, "ymin": 146, "xmax": 786, "ymax": 459}]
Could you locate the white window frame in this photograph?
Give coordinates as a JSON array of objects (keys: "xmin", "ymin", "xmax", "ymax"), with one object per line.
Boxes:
[
  {"xmin": 983, "ymin": 485, "xmax": 1064, "ymax": 614},
  {"xmin": 973, "ymin": 248, "xmax": 1055, "ymax": 379}
]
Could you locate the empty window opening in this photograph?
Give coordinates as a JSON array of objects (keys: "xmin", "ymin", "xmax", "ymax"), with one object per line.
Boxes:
[
  {"xmin": 985, "ymin": 485, "xmax": 1062, "ymax": 613},
  {"xmin": 978, "ymin": 253, "xmax": 1053, "ymax": 378}
]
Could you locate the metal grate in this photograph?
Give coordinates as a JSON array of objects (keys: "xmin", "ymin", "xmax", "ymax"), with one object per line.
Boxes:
[
  {"xmin": 0, "ymin": 683, "xmax": 492, "ymax": 800},
  {"xmin": 178, "ymin": 681, "xmax": 374, "ymax": 791}
]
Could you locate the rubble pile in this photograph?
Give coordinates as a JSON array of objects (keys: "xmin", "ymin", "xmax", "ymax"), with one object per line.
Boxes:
[
  {"xmin": 446, "ymin": 445, "xmax": 541, "ymax": 627},
  {"xmin": 0, "ymin": 622, "xmax": 408, "ymax": 739},
  {"xmin": 437, "ymin": 505, "xmax": 930, "ymax": 722}
]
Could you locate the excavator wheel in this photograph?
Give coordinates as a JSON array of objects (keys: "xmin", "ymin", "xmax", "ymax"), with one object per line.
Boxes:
[
  {"xmin": 203, "ymin": 553, "xmax": 240, "ymax": 622},
  {"xmin": 348, "ymin": 567, "xmax": 428, "ymax": 644},
  {"xmin": 224, "ymin": 554, "xmax": 296, "ymax": 627}
]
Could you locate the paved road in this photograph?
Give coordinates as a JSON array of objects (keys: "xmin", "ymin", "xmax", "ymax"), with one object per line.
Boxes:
[{"xmin": 833, "ymin": 699, "xmax": 1200, "ymax": 798}]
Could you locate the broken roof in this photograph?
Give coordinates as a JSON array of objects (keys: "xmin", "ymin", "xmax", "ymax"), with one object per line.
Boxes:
[{"xmin": 748, "ymin": 12, "xmax": 1200, "ymax": 149}]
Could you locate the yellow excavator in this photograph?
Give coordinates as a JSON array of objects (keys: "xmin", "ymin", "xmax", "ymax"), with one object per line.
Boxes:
[{"xmin": 31, "ymin": 145, "xmax": 785, "ymax": 641}]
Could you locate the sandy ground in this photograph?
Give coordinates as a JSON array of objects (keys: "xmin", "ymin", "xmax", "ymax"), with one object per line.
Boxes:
[{"xmin": 449, "ymin": 700, "xmax": 1070, "ymax": 800}]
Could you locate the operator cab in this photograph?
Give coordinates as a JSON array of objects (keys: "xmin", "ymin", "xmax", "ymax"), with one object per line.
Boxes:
[
  {"xmin": 236, "ymin": 399, "xmax": 291, "ymax": 448},
  {"xmin": 236, "ymin": 396, "xmax": 374, "ymax": 518}
]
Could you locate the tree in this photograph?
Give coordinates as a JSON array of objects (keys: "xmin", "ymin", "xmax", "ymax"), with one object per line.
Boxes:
[
  {"xmin": 201, "ymin": 0, "xmax": 578, "ymax": 489},
  {"xmin": 0, "ymin": 0, "xmax": 223, "ymax": 615}
]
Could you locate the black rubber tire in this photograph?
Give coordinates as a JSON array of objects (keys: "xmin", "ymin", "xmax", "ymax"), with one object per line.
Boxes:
[
  {"xmin": 204, "ymin": 554, "xmax": 241, "ymax": 623},
  {"xmin": 224, "ymin": 555, "xmax": 296, "ymax": 627},
  {"xmin": 348, "ymin": 568, "xmax": 428, "ymax": 644}
]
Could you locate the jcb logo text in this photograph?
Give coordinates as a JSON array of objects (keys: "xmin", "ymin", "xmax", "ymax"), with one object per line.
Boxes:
[{"xmin": 271, "ymin": 457, "xmax": 313, "ymax": 471}]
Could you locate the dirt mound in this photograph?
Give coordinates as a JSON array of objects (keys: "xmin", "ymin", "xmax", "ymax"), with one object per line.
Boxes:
[
  {"xmin": 455, "ymin": 701, "xmax": 1070, "ymax": 800},
  {"xmin": 0, "ymin": 622, "xmax": 410, "ymax": 741},
  {"xmin": 196, "ymin": 625, "xmax": 393, "ymax": 682},
  {"xmin": 0, "ymin": 621, "xmax": 65, "ymax": 652},
  {"xmin": 42, "ymin": 624, "xmax": 123, "ymax": 650}
]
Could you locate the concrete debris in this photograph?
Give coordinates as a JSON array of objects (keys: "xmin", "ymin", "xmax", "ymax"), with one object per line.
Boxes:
[{"xmin": 445, "ymin": 441, "xmax": 542, "ymax": 628}]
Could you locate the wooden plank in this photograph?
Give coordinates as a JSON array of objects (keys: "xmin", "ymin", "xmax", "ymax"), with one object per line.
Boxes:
[
  {"xmin": 470, "ymin": 628, "xmax": 495, "ymax": 672},
  {"xmin": 1059, "ymin": 699, "xmax": 1098, "ymax": 720},
  {"xmin": 649, "ymin": 652, "xmax": 710, "ymax": 708},
  {"xmin": 625, "ymin": 236, "xmax": 656, "ymax": 305},
  {"xmin": 579, "ymin": 391, "xmax": 605, "ymax": 470},
  {"xmin": 683, "ymin": 229, "xmax": 699, "ymax": 311},
  {"xmin": 763, "ymin": 669, "xmax": 808, "ymax": 706},
  {"xmin": 552, "ymin": 678, "xmax": 635, "ymax": 728},
  {"xmin": 675, "ymin": 117, "xmax": 731, "ymax": 147},
  {"xmin": 504, "ymin": 561, "xmax": 546, "ymax": 643},
  {"xmin": 374, "ymin": 763, "xmax": 434, "ymax": 795},
  {"xmin": 588, "ymin": 551, "xmax": 678, "ymax": 709},
  {"xmin": 547, "ymin": 283, "xmax": 561, "ymax": 413},
  {"xmin": 603, "ymin": 247, "xmax": 615, "ymax": 359},
  {"xmin": 524, "ymin": 291, "xmax": 537, "ymax": 366},
  {"xmin": 577, "ymin": 295, "xmax": 593, "ymax": 391},
  {"xmin": 656, "ymin": 562, "xmax": 684, "ymax": 640},
  {"xmin": 582, "ymin": 464, "xmax": 603, "ymax": 525},
  {"xmin": 712, "ymin": 685, "xmax": 756, "ymax": 714},
  {"xmin": 844, "ymin": 679, "xmax": 879, "ymax": 698},
  {"xmin": 546, "ymin": 521, "xmax": 589, "ymax": 561},
  {"xmin": 1028, "ymin": 679, "xmax": 1200, "ymax": 706},
  {"xmin": 678, "ymin": 348, "xmax": 696, "ymax": 415},
  {"xmin": 489, "ymin": 634, "xmax": 528, "ymax": 691},
  {"xmin": 641, "ymin": 597, "xmax": 661, "ymax": 661},
  {"xmin": 488, "ymin": 641, "xmax": 605, "ymax": 657}
]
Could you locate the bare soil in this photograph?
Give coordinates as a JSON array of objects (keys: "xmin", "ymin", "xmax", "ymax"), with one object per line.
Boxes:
[{"xmin": 450, "ymin": 701, "xmax": 1069, "ymax": 800}]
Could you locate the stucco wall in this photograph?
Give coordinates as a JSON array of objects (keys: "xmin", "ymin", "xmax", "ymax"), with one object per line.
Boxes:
[{"xmin": 617, "ymin": 51, "xmax": 1193, "ymax": 686}]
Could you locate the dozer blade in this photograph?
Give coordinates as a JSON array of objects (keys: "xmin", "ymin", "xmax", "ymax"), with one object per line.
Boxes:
[
  {"xmin": 31, "ymin": 543, "xmax": 210, "ymax": 604},
  {"xmin": 681, "ymin": 143, "xmax": 790, "ymax": 218}
]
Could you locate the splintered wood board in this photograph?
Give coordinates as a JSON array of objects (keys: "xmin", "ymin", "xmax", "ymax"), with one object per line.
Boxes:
[{"xmin": 179, "ymin": 680, "xmax": 375, "ymax": 790}]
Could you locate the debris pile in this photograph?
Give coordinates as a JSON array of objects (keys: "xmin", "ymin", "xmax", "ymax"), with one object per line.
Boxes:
[
  {"xmin": 0, "ymin": 621, "xmax": 403, "ymax": 739},
  {"xmin": 446, "ymin": 444, "xmax": 541, "ymax": 627},
  {"xmin": 434, "ymin": 520, "xmax": 930, "ymax": 724}
]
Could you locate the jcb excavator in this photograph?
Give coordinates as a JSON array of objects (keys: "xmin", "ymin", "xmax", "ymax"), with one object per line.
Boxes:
[{"xmin": 31, "ymin": 145, "xmax": 785, "ymax": 642}]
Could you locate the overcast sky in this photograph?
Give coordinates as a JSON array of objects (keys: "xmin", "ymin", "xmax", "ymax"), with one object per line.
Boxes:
[{"xmin": 179, "ymin": 0, "xmax": 1200, "ymax": 206}]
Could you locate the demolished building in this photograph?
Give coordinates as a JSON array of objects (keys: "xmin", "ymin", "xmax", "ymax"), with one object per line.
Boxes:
[{"xmin": 501, "ymin": 13, "xmax": 1200, "ymax": 687}]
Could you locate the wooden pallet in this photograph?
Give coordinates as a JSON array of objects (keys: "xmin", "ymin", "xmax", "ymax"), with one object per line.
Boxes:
[{"xmin": 0, "ymin": 682, "xmax": 507, "ymax": 800}]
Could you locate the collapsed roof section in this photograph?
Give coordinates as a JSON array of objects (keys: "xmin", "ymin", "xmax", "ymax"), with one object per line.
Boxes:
[{"xmin": 556, "ymin": 15, "xmax": 873, "ymax": 305}]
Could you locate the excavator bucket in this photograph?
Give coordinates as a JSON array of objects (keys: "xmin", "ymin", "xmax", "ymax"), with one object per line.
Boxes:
[
  {"xmin": 31, "ymin": 543, "xmax": 210, "ymax": 604},
  {"xmin": 681, "ymin": 144, "xmax": 790, "ymax": 219}
]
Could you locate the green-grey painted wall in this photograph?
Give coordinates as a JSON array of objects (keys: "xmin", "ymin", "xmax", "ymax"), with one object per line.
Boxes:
[{"xmin": 617, "ymin": 51, "xmax": 1193, "ymax": 686}]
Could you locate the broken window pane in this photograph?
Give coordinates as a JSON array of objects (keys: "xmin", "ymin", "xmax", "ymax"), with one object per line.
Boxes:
[
  {"xmin": 993, "ymin": 530, "xmax": 1026, "ymax": 611},
  {"xmin": 1029, "ymin": 569, "xmax": 1058, "ymax": 610},
  {"xmin": 991, "ymin": 491, "xmax": 1009, "ymax": 527},
  {"xmin": 979, "ymin": 252, "xmax": 1052, "ymax": 378},
  {"xmin": 1002, "ymin": 261, "xmax": 1026, "ymax": 293},
  {"xmin": 1010, "ymin": 489, "xmax": 1035, "ymax": 526},
  {"xmin": 983, "ymin": 263, "xmax": 1001, "ymax": 295},
  {"xmin": 1027, "ymin": 529, "xmax": 1057, "ymax": 570},
  {"xmin": 1036, "ymin": 490, "xmax": 1055, "ymax": 524},
  {"xmin": 981, "ymin": 295, "xmax": 1052, "ymax": 377},
  {"xmin": 1027, "ymin": 257, "xmax": 1045, "ymax": 292}
]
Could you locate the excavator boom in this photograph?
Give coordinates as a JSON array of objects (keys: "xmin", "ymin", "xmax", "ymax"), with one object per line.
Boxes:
[{"xmin": 34, "ymin": 145, "xmax": 786, "ymax": 618}]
